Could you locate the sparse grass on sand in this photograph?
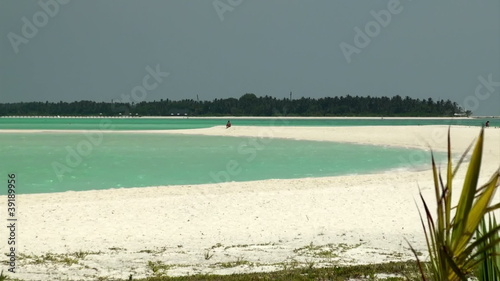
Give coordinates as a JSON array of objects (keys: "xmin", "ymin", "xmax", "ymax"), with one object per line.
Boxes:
[
  {"xmin": 128, "ymin": 261, "xmax": 421, "ymax": 281},
  {"xmin": 47, "ymin": 261, "xmax": 418, "ymax": 281},
  {"xmin": 1, "ymin": 260, "xmax": 422, "ymax": 280}
]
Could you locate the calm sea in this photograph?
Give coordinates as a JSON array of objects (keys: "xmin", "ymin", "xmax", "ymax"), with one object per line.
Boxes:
[{"xmin": 0, "ymin": 117, "xmax": 469, "ymax": 194}]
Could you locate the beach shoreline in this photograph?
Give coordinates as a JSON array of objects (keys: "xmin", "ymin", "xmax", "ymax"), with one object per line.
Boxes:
[
  {"xmin": 2, "ymin": 115, "xmax": 496, "ymax": 119},
  {"xmin": 0, "ymin": 125, "xmax": 498, "ymax": 280}
]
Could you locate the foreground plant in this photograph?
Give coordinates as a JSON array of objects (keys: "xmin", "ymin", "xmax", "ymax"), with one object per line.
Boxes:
[
  {"xmin": 476, "ymin": 214, "xmax": 500, "ymax": 281},
  {"xmin": 411, "ymin": 128, "xmax": 500, "ymax": 281}
]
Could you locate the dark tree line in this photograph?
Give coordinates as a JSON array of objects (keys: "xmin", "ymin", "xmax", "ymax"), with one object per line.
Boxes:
[{"xmin": 0, "ymin": 94, "xmax": 467, "ymax": 117}]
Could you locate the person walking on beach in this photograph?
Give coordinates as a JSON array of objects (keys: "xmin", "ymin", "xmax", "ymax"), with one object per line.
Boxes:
[
  {"xmin": 485, "ymin": 121, "xmax": 489, "ymax": 127},
  {"xmin": 226, "ymin": 120, "xmax": 231, "ymax": 129}
]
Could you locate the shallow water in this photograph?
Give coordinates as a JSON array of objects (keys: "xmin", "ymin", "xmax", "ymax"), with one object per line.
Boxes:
[{"xmin": 0, "ymin": 133, "xmax": 438, "ymax": 194}]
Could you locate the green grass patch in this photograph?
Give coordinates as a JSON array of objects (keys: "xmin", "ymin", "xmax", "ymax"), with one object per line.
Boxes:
[
  {"xmin": 147, "ymin": 261, "xmax": 173, "ymax": 276},
  {"xmin": 212, "ymin": 258, "xmax": 252, "ymax": 269},
  {"xmin": 27, "ymin": 253, "xmax": 79, "ymax": 266},
  {"xmin": 293, "ymin": 242, "xmax": 364, "ymax": 259},
  {"xmin": 129, "ymin": 261, "xmax": 421, "ymax": 281}
]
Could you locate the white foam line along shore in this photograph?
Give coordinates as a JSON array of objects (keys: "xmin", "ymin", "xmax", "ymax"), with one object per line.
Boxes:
[{"xmin": 0, "ymin": 125, "xmax": 499, "ymax": 280}]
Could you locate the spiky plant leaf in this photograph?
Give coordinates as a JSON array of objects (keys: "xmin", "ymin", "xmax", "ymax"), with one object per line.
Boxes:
[{"xmin": 413, "ymin": 128, "xmax": 500, "ymax": 281}]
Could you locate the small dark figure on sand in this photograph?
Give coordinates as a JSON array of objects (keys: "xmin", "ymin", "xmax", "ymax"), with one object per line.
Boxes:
[
  {"xmin": 226, "ymin": 120, "xmax": 231, "ymax": 129},
  {"xmin": 485, "ymin": 121, "xmax": 489, "ymax": 127}
]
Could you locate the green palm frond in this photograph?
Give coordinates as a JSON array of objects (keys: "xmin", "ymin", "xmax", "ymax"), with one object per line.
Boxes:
[
  {"xmin": 476, "ymin": 214, "xmax": 500, "ymax": 281},
  {"xmin": 412, "ymin": 127, "xmax": 500, "ymax": 281}
]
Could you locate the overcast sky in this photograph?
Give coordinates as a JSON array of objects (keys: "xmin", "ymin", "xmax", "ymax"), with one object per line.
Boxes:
[{"xmin": 1, "ymin": 0, "xmax": 499, "ymax": 115}]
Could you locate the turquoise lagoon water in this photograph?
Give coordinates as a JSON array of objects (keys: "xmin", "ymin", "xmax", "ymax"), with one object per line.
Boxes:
[
  {"xmin": 0, "ymin": 117, "xmax": 495, "ymax": 130},
  {"xmin": 0, "ymin": 132, "xmax": 436, "ymax": 195}
]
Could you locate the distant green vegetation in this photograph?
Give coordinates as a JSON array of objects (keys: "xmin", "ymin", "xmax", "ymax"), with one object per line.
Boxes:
[{"xmin": 0, "ymin": 94, "xmax": 467, "ymax": 117}]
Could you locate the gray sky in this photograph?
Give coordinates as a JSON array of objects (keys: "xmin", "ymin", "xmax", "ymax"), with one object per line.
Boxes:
[{"xmin": 1, "ymin": 0, "xmax": 499, "ymax": 115}]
